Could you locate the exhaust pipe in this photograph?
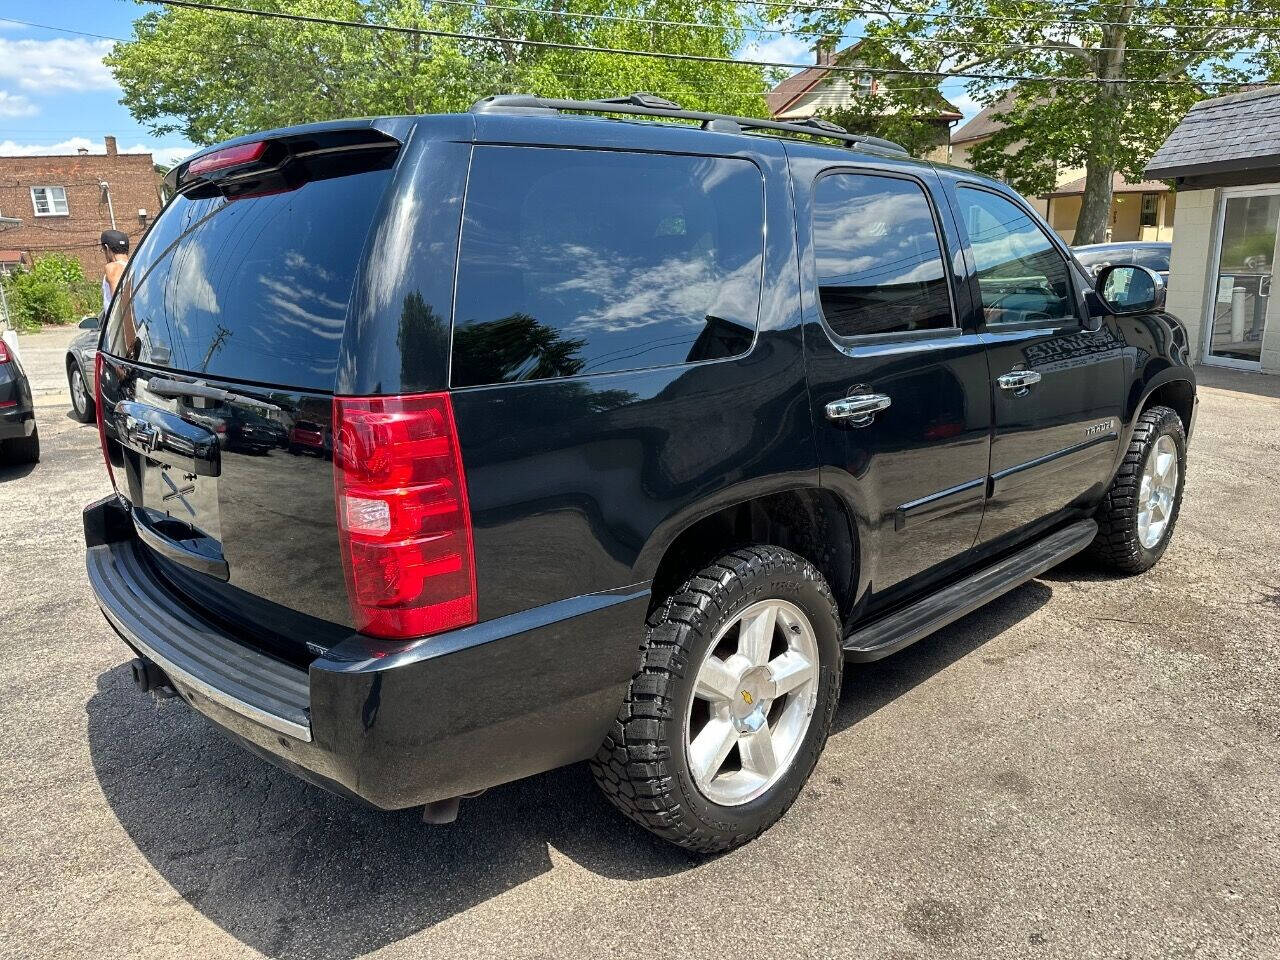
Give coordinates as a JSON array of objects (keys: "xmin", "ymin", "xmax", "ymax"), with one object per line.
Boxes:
[
  {"xmin": 421, "ymin": 789, "xmax": 486, "ymax": 825},
  {"xmin": 129, "ymin": 657, "xmax": 176, "ymax": 698}
]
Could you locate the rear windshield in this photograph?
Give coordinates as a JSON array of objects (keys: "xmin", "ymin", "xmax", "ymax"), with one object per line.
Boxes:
[
  {"xmin": 1073, "ymin": 247, "xmax": 1129, "ymax": 269},
  {"xmin": 1130, "ymin": 247, "xmax": 1170, "ymax": 272},
  {"xmin": 105, "ymin": 165, "xmax": 393, "ymax": 391}
]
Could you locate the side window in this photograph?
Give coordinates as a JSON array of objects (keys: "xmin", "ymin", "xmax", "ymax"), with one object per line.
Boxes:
[
  {"xmin": 955, "ymin": 186, "xmax": 1077, "ymax": 326},
  {"xmin": 451, "ymin": 147, "xmax": 764, "ymax": 388},
  {"xmin": 811, "ymin": 172, "xmax": 953, "ymax": 338}
]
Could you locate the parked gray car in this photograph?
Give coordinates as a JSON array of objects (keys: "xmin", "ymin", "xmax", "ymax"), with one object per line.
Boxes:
[{"xmin": 66, "ymin": 315, "xmax": 100, "ymax": 424}]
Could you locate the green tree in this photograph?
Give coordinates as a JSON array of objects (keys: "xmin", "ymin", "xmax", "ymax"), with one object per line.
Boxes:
[
  {"xmin": 107, "ymin": 0, "xmax": 769, "ymax": 146},
  {"xmin": 791, "ymin": 0, "xmax": 1280, "ymax": 243},
  {"xmin": 2, "ymin": 254, "xmax": 98, "ymax": 330}
]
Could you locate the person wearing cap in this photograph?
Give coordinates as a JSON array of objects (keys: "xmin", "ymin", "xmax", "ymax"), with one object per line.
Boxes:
[{"xmin": 100, "ymin": 229, "xmax": 130, "ymax": 309}]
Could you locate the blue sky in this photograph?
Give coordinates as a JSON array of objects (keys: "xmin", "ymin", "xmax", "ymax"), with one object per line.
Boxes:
[
  {"xmin": 0, "ymin": 1, "xmax": 195, "ymax": 166},
  {"xmin": 0, "ymin": 1, "xmax": 979, "ymax": 167}
]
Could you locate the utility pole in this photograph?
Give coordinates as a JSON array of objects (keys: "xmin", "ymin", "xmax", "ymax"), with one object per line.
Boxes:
[
  {"xmin": 99, "ymin": 180, "xmax": 117, "ymax": 231},
  {"xmin": 200, "ymin": 324, "xmax": 231, "ymax": 372}
]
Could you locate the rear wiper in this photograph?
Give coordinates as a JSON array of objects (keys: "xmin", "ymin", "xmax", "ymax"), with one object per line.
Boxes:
[{"xmin": 145, "ymin": 377, "xmax": 282, "ymax": 413}]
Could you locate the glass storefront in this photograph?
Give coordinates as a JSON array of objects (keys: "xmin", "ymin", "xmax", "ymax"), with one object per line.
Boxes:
[{"xmin": 1208, "ymin": 193, "xmax": 1279, "ymax": 366}]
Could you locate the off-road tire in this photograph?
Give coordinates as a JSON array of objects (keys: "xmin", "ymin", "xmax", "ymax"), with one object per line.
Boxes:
[
  {"xmin": 590, "ymin": 545, "xmax": 843, "ymax": 853},
  {"xmin": 68, "ymin": 360, "xmax": 94, "ymax": 423},
  {"xmin": 1089, "ymin": 404, "xmax": 1185, "ymax": 574},
  {"xmin": 0, "ymin": 425, "xmax": 40, "ymax": 465}
]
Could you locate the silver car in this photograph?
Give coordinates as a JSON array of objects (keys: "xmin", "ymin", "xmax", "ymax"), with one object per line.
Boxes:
[{"xmin": 66, "ymin": 314, "xmax": 101, "ymax": 423}]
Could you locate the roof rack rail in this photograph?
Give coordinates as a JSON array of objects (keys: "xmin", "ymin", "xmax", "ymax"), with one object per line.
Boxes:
[{"xmin": 469, "ymin": 93, "xmax": 911, "ymax": 156}]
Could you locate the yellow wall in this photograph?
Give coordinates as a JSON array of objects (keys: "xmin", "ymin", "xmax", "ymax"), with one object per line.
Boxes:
[{"xmin": 1046, "ymin": 190, "xmax": 1175, "ymax": 244}]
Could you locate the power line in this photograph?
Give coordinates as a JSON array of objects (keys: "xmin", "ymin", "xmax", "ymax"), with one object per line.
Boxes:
[
  {"xmin": 148, "ymin": 1, "xmax": 1268, "ymax": 85},
  {"xmin": 428, "ymin": 0, "xmax": 842, "ymax": 40},
  {"xmin": 745, "ymin": 0, "xmax": 1280, "ymax": 32},
  {"xmin": 372, "ymin": 0, "xmax": 1278, "ymax": 55},
  {"xmin": 0, "ymin": 17, "xmax": 124, "ymax": 42}
]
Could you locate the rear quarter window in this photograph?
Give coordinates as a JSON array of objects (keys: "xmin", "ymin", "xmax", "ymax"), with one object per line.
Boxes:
[{"xmin": 450, "ymin": 146, "xmax": 764, "ymax": 388}]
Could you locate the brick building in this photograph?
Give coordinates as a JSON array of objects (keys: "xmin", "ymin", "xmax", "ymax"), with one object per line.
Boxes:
[{"xmin": 0, "ymin": 136, "xmax": 164, "ymax": 275}]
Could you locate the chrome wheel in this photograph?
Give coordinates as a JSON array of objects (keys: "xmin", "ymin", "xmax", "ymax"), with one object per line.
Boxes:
[
  {"xmin": 70, "ymin": 365, "xmax": 87, "ymax": 414},
  {"xmin": 1138, "ymin": 434, "xmax": 1178, "ymax": 549},
  {"xmin": 685, "ymin": 599, "xmax": 820, "ymax": 806}
]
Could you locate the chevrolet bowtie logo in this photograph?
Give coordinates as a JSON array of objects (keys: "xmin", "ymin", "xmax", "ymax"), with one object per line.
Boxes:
[{"xmin": 160, "ymin": 469, "xmax": 197, "ymax": 517}]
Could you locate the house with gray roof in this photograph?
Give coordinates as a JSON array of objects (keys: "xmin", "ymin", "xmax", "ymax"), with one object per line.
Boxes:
[{"xmin": 1147, "ymin": 86, "xmax": 1280, "ymax": 374}]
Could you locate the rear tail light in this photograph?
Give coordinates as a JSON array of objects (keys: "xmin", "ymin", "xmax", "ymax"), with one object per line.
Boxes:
[
  {"xmin": 0, "ymin": 339, "xmax": 9, "ymax": 364},
  {"xmin": 333, "ymin": 393, "xmax": 477, "ymax": 640},
  {"xmin": 94, "ymin": 352, "xmax": 115, "ymax": 489},
  {"xmin": 187, "ymin": 140, "xmax": 267, "ymax": 177}
]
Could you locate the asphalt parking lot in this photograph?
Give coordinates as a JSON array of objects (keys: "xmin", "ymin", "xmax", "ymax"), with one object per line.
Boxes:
[{"xmin": 1, "ymin": 326, "xmax": 1278, "ymax": 960}]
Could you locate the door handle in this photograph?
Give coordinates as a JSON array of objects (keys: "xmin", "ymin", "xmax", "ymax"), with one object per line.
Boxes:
[
  {"xmin": 825, "ymin": 393, "xmax": 891, "ymax": 426},
  {"xmin": 997, "ymin": 370, "xmax": 1042, "ymax": 394}
]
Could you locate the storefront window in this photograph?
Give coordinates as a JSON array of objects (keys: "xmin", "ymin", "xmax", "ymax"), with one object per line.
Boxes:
[{"xmin": 1209, "ymin": 193, "xmax": 1279, "ymax": 365}]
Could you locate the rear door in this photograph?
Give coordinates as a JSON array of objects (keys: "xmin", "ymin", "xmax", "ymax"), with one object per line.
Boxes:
[
  {"xmin": 944, "ymin": 179, "xmax": 1124, "ymax": 545},
  {"xmin": 791, "ymin": 154, "xmax": 992, "ymax": 603}
]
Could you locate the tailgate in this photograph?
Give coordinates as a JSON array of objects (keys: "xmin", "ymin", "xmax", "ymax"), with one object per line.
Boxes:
[{"xmin": 97, "ymin": 130, "xmax": 400, "ymax": 655}]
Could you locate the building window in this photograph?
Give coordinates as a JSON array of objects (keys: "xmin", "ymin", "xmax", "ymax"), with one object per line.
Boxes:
[
  {"xmin": 1140, "ymin": 192, "xmax": 1159, "ymax": 228},
  {"xmin": 31, "ymin": 186, "xmax": 68, "ymax": 217}
]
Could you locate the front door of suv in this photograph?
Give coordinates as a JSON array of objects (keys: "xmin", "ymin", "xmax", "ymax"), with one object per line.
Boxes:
[
  {"xmin": 946, "ymin": 180, "xmax": 1125, "ymax": 545},
  {"xmin": 794, "ymin": 158, "xmax": 992, "ymax": 607}
]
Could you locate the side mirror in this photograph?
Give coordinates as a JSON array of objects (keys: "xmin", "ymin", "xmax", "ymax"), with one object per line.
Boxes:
[
  {"xmin": 1096, "ymin": 264, "xmax": 1165, "ymax": 315},
  {"xmin": 78, "ymin": 314, "xmax": 101, "ymax": 330}
]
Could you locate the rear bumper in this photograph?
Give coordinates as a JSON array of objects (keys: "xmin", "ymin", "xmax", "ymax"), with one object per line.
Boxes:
[
  {"xmin": 0, "ymin": 402, "xmax": 34, "ymax": 440},
  {"xmin": 84, "ymin": 494, "xmax": 648, "ymax": 808}
]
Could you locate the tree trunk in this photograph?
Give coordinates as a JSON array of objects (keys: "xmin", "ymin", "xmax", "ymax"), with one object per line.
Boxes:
[
  {"xmin": 1074, "ymin": 161, "xmax": 1116, "ymax": 245},
  {"xmin": 1073, "ymin": 0, "xmax": 1133, "ymax": 245}
]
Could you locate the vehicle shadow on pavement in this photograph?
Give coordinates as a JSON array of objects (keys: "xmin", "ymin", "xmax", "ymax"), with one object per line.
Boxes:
[
  {"xmin": 0, "ymin": 461, "xmax": 37, "ymax": 482},
  {"xmin": 85, "ymin": 578, "xmax": 1054, "ymax": 960},
  {"xmin": 830, "ymin": 579, "xmax": 1054, "ymax": 735},
  {"xmin": 85, "ymin": 664, "xmax": 702, "ymax": 960}
]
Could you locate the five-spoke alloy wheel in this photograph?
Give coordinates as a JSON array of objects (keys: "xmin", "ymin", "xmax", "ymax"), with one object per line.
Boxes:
[
  {"xmin": 592, "ymin": 546, "xmax": 843, "ymax": 853},
  {"xmin": 1090, "ymin": 404, "xmax": 1187, "ymax": 573},
  {"xmin": 686, "ymin": 599, "xmax": 819, "ymax": 806},
  {"xmin": 1137, "ymin": 434, "xmax": 1179, "ymax": 550}
]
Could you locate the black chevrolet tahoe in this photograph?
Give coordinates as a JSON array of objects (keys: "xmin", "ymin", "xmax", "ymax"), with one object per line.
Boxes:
[{"xmin": 84, "ymin": 95, "xmax": 1198, "ymax": 853}]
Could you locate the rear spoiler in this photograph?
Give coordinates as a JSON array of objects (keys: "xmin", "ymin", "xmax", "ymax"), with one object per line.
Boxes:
[{"xmin": 166, "ymin": 118, "xmax": 413, "ymax": 196}]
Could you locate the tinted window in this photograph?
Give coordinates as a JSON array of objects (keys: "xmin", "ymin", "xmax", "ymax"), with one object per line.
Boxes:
[
  {"xmin": 106, "ymin": 166, "xmax": 394, "ymax": 390},
  {"xmin": 1074, "ymin": 247, "xmax": 1130, "ymax": 270},
  {"xmin": 451, "ymin": 146, "xmax": 763, "ymax": 387},
  {"xmin": 812, "ymin": 173, "xmax": 952, "ymax": 338},
  {"xmin": 956, "ymin": 187, "xmax": 1076, "ymax": 325},
  {"xmin": 1130, "ymin": 247, "xmax": 1170, "ymax": 272}
]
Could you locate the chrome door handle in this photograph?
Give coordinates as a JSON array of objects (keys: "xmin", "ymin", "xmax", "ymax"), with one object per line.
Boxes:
[
  {"xmin": 997, "ymin": 370, "xmax": 1042, "ymax": 393},
  {"xmin": 825, "ymin": 393, "xmax": 891, "ymax": 426}
]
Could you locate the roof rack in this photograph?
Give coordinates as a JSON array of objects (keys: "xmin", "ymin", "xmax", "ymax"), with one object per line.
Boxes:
[{"xmin": 470, "ymin": 93, "xmax": 910, "ymax": 156}]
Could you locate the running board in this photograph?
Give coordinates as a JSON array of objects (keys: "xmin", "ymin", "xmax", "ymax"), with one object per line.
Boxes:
[{"xmin": 843, "ymin": 519, "xmax": 1098, "ymax": 663}]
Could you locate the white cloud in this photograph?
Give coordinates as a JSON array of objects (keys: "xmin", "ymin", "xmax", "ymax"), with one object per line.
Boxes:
[
  {"xmin": 0, "ymin": 37, "xmax": 116, "ymax": 92},
  {"xmin": 740, "ymin": 34, "xmax": 814, "ymax": 72},
  {"xmin": 0, "ymin": 137, "xmax": 193, "ymax": 167},
  {"xmin": 0, "ymin": 90, "xmax": 36, "ymax": 117},
  {"xmin": 948, "ymin": 92, "xmax": 984, "ymax": 121},
  {"xmin": 147, "ymin": 146, "xmax": 196, "ymax": 168}
]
